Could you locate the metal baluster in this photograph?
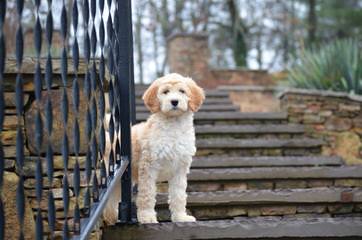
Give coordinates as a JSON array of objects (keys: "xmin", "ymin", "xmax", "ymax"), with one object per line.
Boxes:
[
  {"xmin": 60, "ymin": 1, "xmax": 70, "ymax": 238},
  {"xmin": 0, "ymin": 1, "xmax": 6, "ymax": 239},
  {"xmin": 89, "ymin": 0, "xmax": 100, "ymax": 206},
  {"xmin": 33, "ymin": 1, "xmax": 44, "ymax": 239},
  {"xmin": 72, "ymin": 0, "xmax": 81, "ymax": 236},
  {"xmin": 98, "ymin": 0, "xmax": 107, "ymax": 191},
  {"xmin": 117, "ymin": 0, "xmax": 134, "ymax": 223},
  {"xmin": 106, "ymin": 0, "xmax": 115, "ymax": 181},
  {"xmin": 45, "ymin": 1, "xmax": 56, "ymax": 238},
  {"xmin": 12, "ymin": 0, "xmax": 26, "ymax": 238},
  {"xmin": 82, "ymin": 0, "xmax": 92, "ymax": 221}
]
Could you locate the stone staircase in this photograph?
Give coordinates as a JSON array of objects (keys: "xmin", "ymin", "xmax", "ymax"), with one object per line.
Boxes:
[{"xmin": 103, "ymin": 86, "xmax": 362, "ymax": 240}]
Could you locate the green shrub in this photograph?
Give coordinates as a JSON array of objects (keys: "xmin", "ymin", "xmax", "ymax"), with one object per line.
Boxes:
[{"xmin": 287, "ymin": 39, "xmax": 362, "ymax": 94}]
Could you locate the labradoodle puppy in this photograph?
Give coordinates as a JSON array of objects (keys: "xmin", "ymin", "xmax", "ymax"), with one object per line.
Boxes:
[{"xmin": 104, "ymin": 73, "xmax": 205, "ymax": 224}]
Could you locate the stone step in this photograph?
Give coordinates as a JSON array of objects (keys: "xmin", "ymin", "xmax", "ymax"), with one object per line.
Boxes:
[
  {"xmin": 136, "ymin": 112, "xmax": 288, "ymax": 124},
  {"xmin": 154, "ymin": 188, "xmax": 362, "ymax": 220},
  {"xmin": 191, "ymin": 156, "xmax": 343, "ymax": 168},
  {"xmin": 188, "ymin": 166, "xmax": 362, "ymax": 181},
  {"xmin": 195, "ymin": 138, "xmax": 323, "ymax": 156},
  {"xmin": 136, "ymin": 104, "xmax": 239, "ymax": 113},
  {"xmin": 135, "ymin": 98, "xmax": 232, "ymax": 105},
  {"xmin": 135, "ymin": 89, "xmax": 230, "ymax": 98},
  {"xmin": 195, "ymin": 124, "xmax": 305, "ymax": 135},
  {"xmin": 197, "ymin": 138, "xmax": 323, "ymax": 149},
  {"xmin": 156, "ymin": 188, "xmax": 362, "ymax": 206},
  {"xmin": 102, "ymin": 217, "xmax": 362, "ymax": 240}
]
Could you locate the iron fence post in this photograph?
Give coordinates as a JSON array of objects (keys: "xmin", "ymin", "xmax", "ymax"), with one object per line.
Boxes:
[{"xmin": 117, "ymin": 0, "xmax": 134, "ymax": 223}]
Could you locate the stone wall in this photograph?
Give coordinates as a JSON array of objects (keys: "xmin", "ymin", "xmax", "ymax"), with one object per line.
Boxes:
[
  {"xmin": 167, "ymin": 33, "xmax": 273, "ymax": 89},
  {"xmin": 167, "ymin": 33, "xmax": 211, "ymax": 84},
  {"xmin": 279, "ymin": 89, "xmax": 362, "ymax": 165},
  {"xmin": 218, "ymin": 85, "xmax": 281, "ymax": 112},
  {"xmin": 2, "ymin": 58, "xmax": 104, "ymax": 238},
  {"xmin": 210, "ymin": 69, "xmax": 274, "ymax": 88}
]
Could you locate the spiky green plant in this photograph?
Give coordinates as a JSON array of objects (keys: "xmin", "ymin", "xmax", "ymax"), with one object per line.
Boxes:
[{"xmin": 287, "ymin": 39, "xmax": 362, "ymax": 94}]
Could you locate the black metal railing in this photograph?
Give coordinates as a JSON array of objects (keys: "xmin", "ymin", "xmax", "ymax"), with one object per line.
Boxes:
[{"xmin": 0, "ymin": 0, "xmax": 134, "ymax": 239}]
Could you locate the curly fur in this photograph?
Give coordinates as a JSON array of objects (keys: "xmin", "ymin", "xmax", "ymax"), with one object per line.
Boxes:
[{"xmin": 104, "ymin": 73, "xmax": 205, "ymax": 224}]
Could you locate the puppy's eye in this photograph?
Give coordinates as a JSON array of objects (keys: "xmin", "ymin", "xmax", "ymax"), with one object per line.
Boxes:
[
  {"xmin": 179, "ymin": 89, "xmax": 185, "ymax": 94},
  {"xmin": 162, "ymin": 89, "xmax": 169, "ymax": 94}
]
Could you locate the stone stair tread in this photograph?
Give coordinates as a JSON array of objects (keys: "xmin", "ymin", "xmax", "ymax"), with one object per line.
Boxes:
[
  {"xmin": 188, "ymin": 166, "xmax": 362, "ymax": 181},
  {"xmin": 136, "ymin": 104, "xmax": 239, "ymax": 112},
  {"xmin": 136, "ymin": 112, "xmax": 288, "ymax": 121},
  {"xmin": 136, "ymin": 98, "xmax": 232, "ymax": 105},
  {"xmin": 156, "ymin": 187, "xmax": 362, "ymax": 206},
  {"xmin": 196, "ymin": 138, "xmax": 324, "ymax": 149},
  {"xmin": 192, "ymin": 156, "xmax": 343, "ymax": 168},
  {"xmin": 195, "ymin": 124, "xmax": 305, "ymax": 134},
  {"xmin": 103, "ymin": 217, "xmax": 362, "ymax": 240},
  {"xmin": 135, "ymin": 89, "xmax": 230, "ymax": 98}
]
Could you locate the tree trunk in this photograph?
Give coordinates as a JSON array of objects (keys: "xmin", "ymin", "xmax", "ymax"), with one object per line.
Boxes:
[
  {"xmin": 227, "ymin": 0, "xmax": 247, "ymax": 67},
  {"xmin": 135, "ymin": 3, "xmax": 144, "ymax": 84},
  {"xmin": 174, "ymin": 0, "xmax": 184, "ymax": 32},
  {"xmin": 308, "ymin": 0, "xmax": 317, "ymax": 44}
]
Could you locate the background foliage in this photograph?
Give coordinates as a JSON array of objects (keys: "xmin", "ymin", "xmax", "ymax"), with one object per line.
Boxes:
[
  {"xmin": 132, "ymin": 0, "xmax": 362, "ymax": 83},
  {"xmin": 287, "ymin": 39, "xmax": 362, "ymax": 94},
  {"xmin": 3, "ymin": 0, "xmax": 362, "ymax": 84}
]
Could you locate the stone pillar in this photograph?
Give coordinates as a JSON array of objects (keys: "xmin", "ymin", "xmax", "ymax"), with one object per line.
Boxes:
[{"xmin": 167, "ymin": 33, "xmax": 211, "ymax": 85}]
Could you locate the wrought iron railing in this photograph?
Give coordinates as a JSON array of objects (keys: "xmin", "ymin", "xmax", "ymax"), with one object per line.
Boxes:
[{"xmin": 0, "ymin": 0, "xmax": 134, "ymax": 239}]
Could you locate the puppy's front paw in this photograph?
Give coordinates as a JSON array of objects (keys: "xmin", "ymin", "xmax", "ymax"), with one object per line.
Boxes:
[
  {"xmin": 171, "ymin": 213, "xmax": 196, "ymax": 222},
  {"xmin": 138, "ymin": 210, "xmax": 158, "ymax": 224}
]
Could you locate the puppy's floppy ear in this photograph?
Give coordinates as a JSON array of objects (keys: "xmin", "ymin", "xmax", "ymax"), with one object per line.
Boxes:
[
  {"xmin": 187, "ymin": 79, "xmax": 205, "ymax": 112},
  {"xmin": 142, "ymin": 82, "xmax": 160, "ymax": 113}
]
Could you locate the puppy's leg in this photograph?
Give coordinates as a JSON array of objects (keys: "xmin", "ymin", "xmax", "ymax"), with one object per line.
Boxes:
[
  {"xmin": 136, "ymin": 162, "xmax": 158, "ymax": 224},
  {"xmin": 103, "ymin": 180, "xmax": 121, "ymax": 224},
  {"xmin": 168, "ymin": 159, "xmax": 196, "ymax": 222}
]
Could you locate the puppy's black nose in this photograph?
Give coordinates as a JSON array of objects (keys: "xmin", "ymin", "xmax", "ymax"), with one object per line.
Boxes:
[{"xmin": 171, "ymin": 100, "xmax": 178, "ymax": 107}]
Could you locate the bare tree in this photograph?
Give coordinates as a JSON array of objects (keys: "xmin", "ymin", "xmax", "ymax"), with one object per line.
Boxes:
[
  {"xmin": 308, "ymin": 0, "xmax": 317, "ymax": 44},
  {"xmin": 135, "ymin": 0, "xmax": 145, "ymax": 84}
]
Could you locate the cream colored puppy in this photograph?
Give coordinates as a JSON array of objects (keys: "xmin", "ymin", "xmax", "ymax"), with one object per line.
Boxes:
[{"xmin": 104, "ymin": 73, "xmax": 205, "ymax": 224}]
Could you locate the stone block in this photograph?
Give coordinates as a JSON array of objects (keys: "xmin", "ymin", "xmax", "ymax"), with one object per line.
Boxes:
[
  {"xmin": 319, "ymin": 110, "xmax": 333, "ymax": 117},
  {"xmin": 27, "ymin": 188, "xmax": 74, "ymax": 199},
  {"xmin": 328, "ymin": 204, "xmax": 353, "ymax": 214},
  {"xmin": 339, "ymin": 103, "xmax": 361, "ymax": 112},
  {"xmin": 4, "ymin": 92, "xmax": 30, "ymax": 107},
  {"xmin": 307, "ymin": 180, "xmax": 334, "ymax": 188},
  {"xmin": 193, "ymin": 206, "xmax": 247, "ymax": 219},
  {"xmin": 297, "ymin": 205, "xmax": 326, "ymax": 213},
  {"xmin": 323, "ymin": 103, "xmax": 339, "ymax": 111},
  {"xmin": 5, "ymin": 159, "xmax": 15, "ymax": 170},
  {"xmin": 313, "ymin": 124, "xmax": 325, "ymax": 131},
  {"xmin": 3, "ymin": 115, "xmax": 23, "ymax": 130},
  {"xmin": 1, "ymin": 130, "xmax": 19, "ymax": 145},
  {"xmin": 261, "ymin": 206, "xmax": 297, "ymax": 216},
  {"xmin": 353, "ymin": 118, "xmax": 362, "ymax": 128},
  {"xmin": 24, "ymin": 177, "xmax": 62, "ymax": 189},
  {"xmin": 3, "ymin": 171, "xmax": 36, "ymax": 240},
  {"xmin": 303, "ymin": 115, "xmax": 323, "ymax": 124},
  {"xmin": 223, "ymin": 182, "xmax": 247, "ymax": 191},
  {"xmin": 332, "ymin": 132, "xmax": 362, "ymax": 165},
  {"xmin": 354, "ymin": 204, "xmax": 362, "ymax": 212},
  {"xmin": 247, "ymin": 181, "xmax": 273, "ymax": 190},
  {"xmin": 325, "ymin": 117, "xmax": 352, "ymax": 131},
  {"xmin": 188, "ymin": 182, "xmax": 223, "ymax": 192},
  {"xmin": 334, "ymin": 179, "xmax": 362, "ymax": 187},
  {"xmin": 247, "ymin": 208, "xmax": 261, "ymax": 217},
  {"xmin": 4, "ymin": 145, "xmax": 29, "ymax": 158},
  {"xmin": 25, "ymin": 88, "xmax": 102, "ymax": 155},
  {"xmin": 275, "ymin": 180, "xmax": 307, "ymax": 189},
  {"xmin": 23, "ymin": 156, "xmax": 87, "ymax": 177},
  {"xmin": 157, "ymin": 182, "xmax": 168, "ymax": 193}
]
